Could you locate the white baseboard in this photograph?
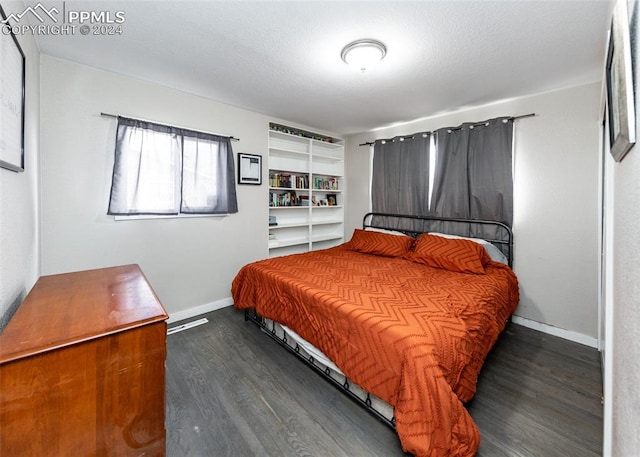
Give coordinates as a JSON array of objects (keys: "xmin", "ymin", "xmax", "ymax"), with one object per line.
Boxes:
[
  {"xmin": 511, "ymin": 315, "xmax": 599, "ymax": 348},
  {"xmin": 167, "ymin": 297, "xmax": 233, "ymax": 324}
]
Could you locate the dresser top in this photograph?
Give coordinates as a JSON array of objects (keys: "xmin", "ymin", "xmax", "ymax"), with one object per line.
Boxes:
[{"xmin": 0, "ymin": 264, "xmax": 168, "ymax": 364}]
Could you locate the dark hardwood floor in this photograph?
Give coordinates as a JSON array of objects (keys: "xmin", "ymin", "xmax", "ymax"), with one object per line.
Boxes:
[{"xmin": 166, "ymin": 307, "xmax": 602, "ymax": 456}]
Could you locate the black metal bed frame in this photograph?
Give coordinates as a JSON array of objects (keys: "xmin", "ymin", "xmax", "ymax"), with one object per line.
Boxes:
[
  {"xmin": 244, "ymin": 213, "xmax": 514, "ymax": 430},
  {"xmin": 244, "ymin": 309, "xmax": 396, "ymax": 428},
  {"xmin": 362, "ymin": 212, "xmax": 513, "ymax": 267}
]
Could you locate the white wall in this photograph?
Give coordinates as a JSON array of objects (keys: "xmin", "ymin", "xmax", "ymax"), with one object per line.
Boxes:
[
  {"xmin": 345, "ymin": 82, "xmax": 601, "ymax": 342},
  {"xmin": 609, "ymin": 0, "xmax": 639, "ymax": 453},
  {"xmin": 0, "ymin": 5, "xmax": 40, "ymax": 329},
  {"xmin": 39, "ymin": 56, "xmax": 337, "ymax": 319}
]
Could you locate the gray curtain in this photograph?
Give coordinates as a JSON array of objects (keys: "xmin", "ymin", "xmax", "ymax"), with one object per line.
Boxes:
[
  {"xmin": 430, "ymin": 117, "xmax": 513, "ymax": 239},
  {"xmin": 181, "ymin": 133, "xmax": 238, "ymax": 214},
  {"xmin": 371, "ymin": 134, "xmax": 431, "ymax": 232},
  {"xmin": 108, "ymin": 118, "xmax": 183, "ymax": 215},
  {"xmin": 108, "ymin": 117, "xmax": 238, "ymax": 215}
]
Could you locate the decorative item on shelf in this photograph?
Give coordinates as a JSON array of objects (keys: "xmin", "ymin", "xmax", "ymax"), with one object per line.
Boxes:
[
  {"xmin": 269, "ymin": 122, "xmax": 335, "ymax": 143},
  {"xmin": 269, "ymin": 215, "xmax": 277, "ymax": 226},
  {"xmin": 299, "ymin": 195, "xmax": 310, "ymax": 206},
  {"xmin": 238, "ymin": 153, "xmax": 262, "ymax": 185},
  {"xmin": 327, "ymin": 194, "xmax": 337, "ymax": 206},
  {"xmin": 320, "ymin": 199, "xmax": 329, "ymax": 206}
]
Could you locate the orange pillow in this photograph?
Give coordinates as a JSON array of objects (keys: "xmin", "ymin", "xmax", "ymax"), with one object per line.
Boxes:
[
  {"xmin": 407, "ymin": 233, "xmax": 490, "ymax": 274},
  {"xmin": 346, "ymin": 229, "xmax": 414, "ymax": 257}
]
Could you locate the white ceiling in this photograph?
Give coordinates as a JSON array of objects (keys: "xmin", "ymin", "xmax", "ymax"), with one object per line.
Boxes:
[{"xmin": 28, "ymin": 0, "xmax": 612, "ymax": 135}]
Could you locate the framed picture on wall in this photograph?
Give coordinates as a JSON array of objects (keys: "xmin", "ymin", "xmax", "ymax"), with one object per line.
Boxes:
[
  {"xmin": 0, "ymin": 5, "xmax": 26, "ymax": 172},
  {"xmin": 237, "ymin": 153, "xmax": 262, "ymax": 185},
  {"xmin": 605, "ymin": 0, "xmax": 636, "ymax": 162}
]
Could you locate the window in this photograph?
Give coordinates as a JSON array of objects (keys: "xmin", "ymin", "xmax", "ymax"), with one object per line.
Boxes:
[{"xmin": 108, "ymin": 117, "xmax": 238, "ymax": 216}]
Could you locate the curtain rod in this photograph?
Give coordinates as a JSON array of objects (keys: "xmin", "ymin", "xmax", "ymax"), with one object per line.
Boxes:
[
  {"xmin": 100, "ymin": 112, "xmax": 239, "ymax": 141},
  {"xmin": 358, "ymin": 113, "xmax": 535, "ymax": 146}
]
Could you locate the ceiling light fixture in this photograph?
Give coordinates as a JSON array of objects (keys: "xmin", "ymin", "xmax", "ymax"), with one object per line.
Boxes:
[{"xmin": 341, "ymin": 39, "xmax": 387, "ymax": 72}]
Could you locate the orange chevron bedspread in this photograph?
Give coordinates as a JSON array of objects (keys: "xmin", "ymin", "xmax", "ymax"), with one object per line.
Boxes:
[{"xmin": 232, "ymin": 245, "xmax": 519, "ymax": 457}]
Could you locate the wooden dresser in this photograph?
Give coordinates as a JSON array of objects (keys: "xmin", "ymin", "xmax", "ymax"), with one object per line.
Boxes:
[{"xmin": 0, "ymin": 264, "xmax": 169, "ymax": 456}]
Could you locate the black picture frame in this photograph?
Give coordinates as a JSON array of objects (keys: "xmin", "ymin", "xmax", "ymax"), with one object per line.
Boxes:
[
  {"xmin": 0, "ymin": 4, "xmax": 26, "ymax": 172},
  {"xmin": 237, "ymin": 153, "xmax": 262, "ymax": 185},
  {"xmin": 605, "ymin": 0, "xmax": 636, "ymax": 162}
]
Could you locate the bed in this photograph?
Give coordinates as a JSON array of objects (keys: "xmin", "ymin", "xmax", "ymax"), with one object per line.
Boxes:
[{"xmin": 232, "ymin": 213, "xmax": 519, "ymax": 457}]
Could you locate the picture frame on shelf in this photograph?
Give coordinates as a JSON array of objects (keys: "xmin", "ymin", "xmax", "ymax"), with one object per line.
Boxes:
[
  {"xmin": 0, "ymin": 5, "xmax": 26, "ymax": 173},
  {"xmin": 327, "ymin": 193, "xmax": 337, "ymax": 206},
  {"xmin": 605, "ymin": 0, "xmax": 636, "ymax": 162},
  {"xmin": 238, "ymin": 153, "xmax": 262, "ymax": 184}
]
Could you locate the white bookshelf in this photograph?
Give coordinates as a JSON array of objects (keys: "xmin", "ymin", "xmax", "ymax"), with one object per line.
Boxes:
[{"xmin": 268, "ymin": 125, "xmax": 344, "ymax": 257}]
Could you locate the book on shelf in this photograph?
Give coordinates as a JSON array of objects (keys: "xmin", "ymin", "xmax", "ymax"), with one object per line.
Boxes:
[
  {"xmin": 269, "ymin": 172, "xmax": 309, "ymax": 190},
  {"xmin": 269, "ymin": 190, "xmax": 299, "ymax": 207},
  {"xmin": 312, "ymin": 176, "xmax": 338, "ymax": 190}
]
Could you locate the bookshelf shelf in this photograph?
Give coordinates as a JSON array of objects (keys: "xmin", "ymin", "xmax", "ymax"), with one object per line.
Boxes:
[{"xmin": 268, "ymin": 124, "xmax": 344, "ymax": 257}]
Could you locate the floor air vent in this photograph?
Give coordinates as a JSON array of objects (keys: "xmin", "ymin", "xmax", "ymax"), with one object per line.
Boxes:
[{"xmin": 167, "ymin": 317, "xmax": 209, "ymax": 335}]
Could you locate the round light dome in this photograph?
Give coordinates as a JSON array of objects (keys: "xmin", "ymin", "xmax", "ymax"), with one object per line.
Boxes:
[{"xmin": 341, "ymin": 39, "xmax": 387, "ymax": 72}]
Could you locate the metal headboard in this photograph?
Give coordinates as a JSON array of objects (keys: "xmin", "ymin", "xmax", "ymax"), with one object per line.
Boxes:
[{"xmin": 362, "ymin": 212, "xmax": 514, "ymax": 267}]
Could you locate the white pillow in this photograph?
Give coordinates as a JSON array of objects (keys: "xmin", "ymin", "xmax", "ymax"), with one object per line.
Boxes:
[
  {"xmin": 364, "ymin": 226, "xmax": 412, "ymax": 237},
  {"xmin": 428, "ymin": 232, "xmax": 509, "ymax": 265}
]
